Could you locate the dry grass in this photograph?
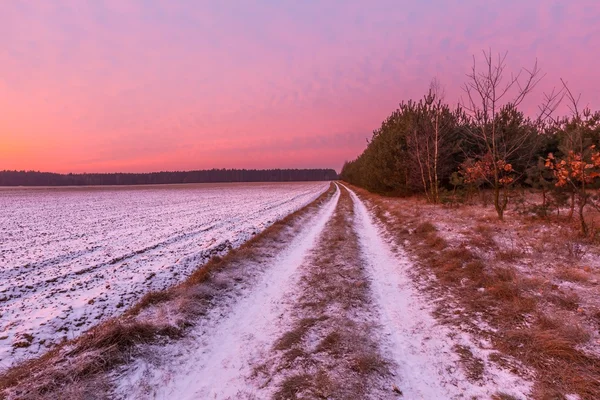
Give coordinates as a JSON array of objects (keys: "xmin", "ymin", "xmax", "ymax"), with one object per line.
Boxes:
[
  {"xmin": 557, "ymin": 266, "xmax": 591, "ymax": 283},
  {"xmin": 346, "ymin": 183, "xmax": 600, "ymax": 399},
  {"xmin": 0, "ymin": 321, "xmax": 183, "ymax": 400},
  {"xmin": 415, "ymin": 221, "xmax": 437, "ymax": 236},
  {"xmin": 424, "ymin": 234, "xmax": 448, "ymax": 250},
  {"xmin": 274, "ymin": 374, "xmax": 313, "ymax": 400},
  {"xmin": 71, "ymin": 320, "xmax": 182, "ymax": 355},
  {"xmin": 274, "ymin": 317, "xmax": 327, "ymax": 351},
  {"xmin": 0, "ymin": 184, "xmax": 338, "ymax": 400},
  {"xmin": 256, "ymin": 186, "xmax": 394, "ymax": 399},
  {"xmin": 349, "ymin": 353, "xmax": 387, "ymax": 375},
  {"xmin": 125, "ymin": 290, "xmax": 175, "ymax": 316},
  {"xmin": 453, "ymin": 345, "xmax": 485, "ymax": 382},
  {"xmin": 495, "ymin": 249, "xmax": 523, "ymax": 261}
]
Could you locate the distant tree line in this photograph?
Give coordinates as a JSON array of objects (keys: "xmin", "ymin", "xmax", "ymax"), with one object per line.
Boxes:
[
  {"xmin": 0, "ymin": 168, "xmax": 338, "ymax": 186},
  {"xmin": 340, "ymin": 51, "xmax": 600, "ymax": 234}
]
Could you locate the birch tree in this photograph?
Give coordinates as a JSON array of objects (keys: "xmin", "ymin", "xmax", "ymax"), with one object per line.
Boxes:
[{"xmin": 406, "ymin": 80, "xmax": 464, "ymax": 203}]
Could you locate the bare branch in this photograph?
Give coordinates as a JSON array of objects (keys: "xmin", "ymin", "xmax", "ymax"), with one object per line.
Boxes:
[
  {"xmin": 536, "ymin": 87, "xmax": 565, "ymax": 128},
  {"xmin": 560, "ymin": 78, "xmax": 581, "ymax": 118}
]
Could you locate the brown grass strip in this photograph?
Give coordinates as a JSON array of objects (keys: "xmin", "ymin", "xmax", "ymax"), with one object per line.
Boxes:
[{"xmin": 254, "ymin": 185, "xmax": 394, "ymax": 399}]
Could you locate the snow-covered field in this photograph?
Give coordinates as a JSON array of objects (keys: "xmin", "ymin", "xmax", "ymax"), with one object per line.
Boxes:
[{"xmin": 0, "ymin": 182, "xmax": 328, "ymax": 365}]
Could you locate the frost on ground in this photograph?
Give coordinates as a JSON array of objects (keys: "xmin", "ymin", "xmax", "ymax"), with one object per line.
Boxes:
[
  {"xmin": 346, "ymin": 185, "xmax": 532, "ymax": 399},
  {"xmin": 114, "ymin": 184, "xmax": 341, "ymax": 399},
  {"xmin": 352, "ymin": 187, "xmax": 600, "ymax": 398},
  {"xmin": 113, "ymin": 184, "xmax": 531, "ymax": 399},
  {"xmin": 0, "ymin": 182, "xmax": 328, "ymax": 365}
]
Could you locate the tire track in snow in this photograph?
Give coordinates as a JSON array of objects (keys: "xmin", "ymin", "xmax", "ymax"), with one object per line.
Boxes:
[
  {"xmin": 250, "ymin": 184, "xmax": 395, "ymax": 399},
  {"xmin": 344, "ymin": 184, "xmax": 532, "ymax": 399},
  {"xmin": 115, "ymin": 184, "xmax": 341, "ymax": 399}
]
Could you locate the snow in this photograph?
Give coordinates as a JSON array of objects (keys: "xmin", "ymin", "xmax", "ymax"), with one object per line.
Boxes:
[
  {"xmin": 113, "ymin": 184, "xmax": 533, "ymax": 399},
  {"xmin": 0, "ymin": 182, "xmax": 329, "ymax": 365},
  {"xmin": 3, "ymin": 180, "xmax": 541, "ymax": 397},
  {"xmin": 114, "ymin": 184, "xmax": 340, "ymax": 399},
  {"xmin": 344, "ymin": 184, "xmax": 533, "ymax": 399}
]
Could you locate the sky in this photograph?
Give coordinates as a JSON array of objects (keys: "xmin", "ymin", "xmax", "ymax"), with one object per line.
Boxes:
[{"xmin": 1, "ymin": 1, "xmax": 599, "ymax": 173}]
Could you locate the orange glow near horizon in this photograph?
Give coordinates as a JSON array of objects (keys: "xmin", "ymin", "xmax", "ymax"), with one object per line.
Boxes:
[{"xmin": 1, "ymin": 1, "xmax": 599, "ymax": 173}]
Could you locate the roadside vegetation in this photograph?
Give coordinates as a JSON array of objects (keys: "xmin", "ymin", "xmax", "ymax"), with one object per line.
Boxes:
[
  {"xmin": 341, "ymin": 50, "xmax": 600, "ymax": 399},
  {"xmin": 350, "ymin": 184, "xmax": 600, "ymax": 398},
  {"xmin": 340, "ymin": 51, "xmax": 600, "ymax": 235},
  {"xmin": 0, "ymin": 185, "xmax": 336, "ymax": 400}
]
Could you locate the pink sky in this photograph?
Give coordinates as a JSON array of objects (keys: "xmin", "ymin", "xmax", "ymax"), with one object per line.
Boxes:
[{"xmin": 1, "ymin": 1, "xmax": 599, "ymax": 173}]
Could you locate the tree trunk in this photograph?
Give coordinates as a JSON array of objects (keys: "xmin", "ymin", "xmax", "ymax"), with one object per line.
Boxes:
[
  {"xmin": 452, "ymin": 184, "xmax": 457, "ymax": 206},
  {"xmin": 578, "ymin": 188, "xmax": 589, "ymax": 236},
  {"xmin": 568, "ymin": 191, "xmax": 575, "ymax": 220},
  {"xmin": 433, "ymin": 112, "xmax": 440, "ymax": 204},
  {"xmin": 493, "ymin": 165, "xmax": 505, "ymax": 220},
  {"xmin": 494, "ymin": 185, "xmax": 504, "ymax": 220},
  {"xmin": 424, "ymin": 140, "xmax": 435, "ymax": 203},
  {"xmin": 502, "ymin": 187, "xmax": 509, "ymax": 215},
  {"xmin": 413, "ymin": 133, "xmax": 431, "ymax": 203},
  {"xmin": 541, "ymin": 187, "xmax": 547, "ymax": 218}
]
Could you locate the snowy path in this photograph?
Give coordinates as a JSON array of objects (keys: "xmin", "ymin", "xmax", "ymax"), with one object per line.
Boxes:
[
  {"xmin": 115, "ymin": 184, "xmax": 341, "ymax": 399},
  {"xmin": 111, "ymin": 183, "xmax": 532, "ymax": 399},
  {"xmin": 345, "ymin": 184, "xmax": 531, "ymax": 399}
]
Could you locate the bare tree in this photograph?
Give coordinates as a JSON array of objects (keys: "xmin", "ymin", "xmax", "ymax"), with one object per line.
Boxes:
[
  {"xmin": 461, "ymin": 50, "xmax": 545, "ymax": 219},
  {"xmin": 429, "ymin": 78, "xmax": 445, "ymax": 203},
  {"xmin": 406, "ymin": 79, "xmax": 462, "ymax": 203}
]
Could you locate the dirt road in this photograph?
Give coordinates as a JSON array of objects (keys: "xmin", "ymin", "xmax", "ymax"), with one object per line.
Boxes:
[{"xmin": 114, "ymin": 184, "xmax": 530, "ymax": 399}]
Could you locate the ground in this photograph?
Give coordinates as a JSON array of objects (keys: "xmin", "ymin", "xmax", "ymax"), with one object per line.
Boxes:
[
  {"xmin": 2, "ymin": 183, "xmax": 599, "ymax": 399},
  {"xmin": 0, "ymin": 182, "xmax": 327, "ymax": 363}
]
